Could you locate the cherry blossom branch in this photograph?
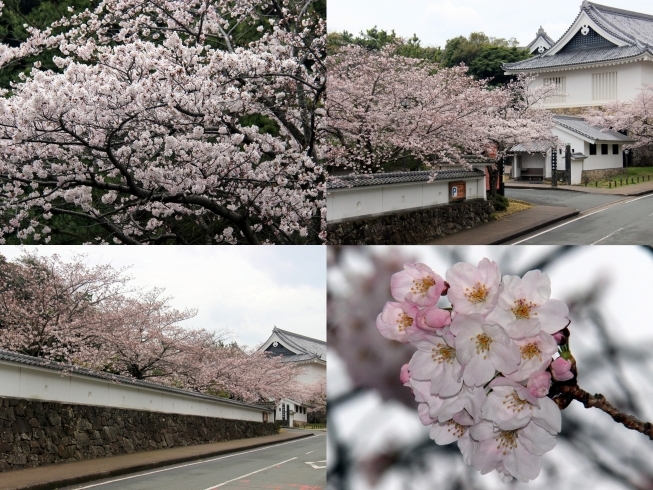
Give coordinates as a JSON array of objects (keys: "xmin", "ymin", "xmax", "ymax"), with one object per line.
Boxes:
[{"xmin": 558, "ymin": 384, "xmax": 653, "ymax": 440}]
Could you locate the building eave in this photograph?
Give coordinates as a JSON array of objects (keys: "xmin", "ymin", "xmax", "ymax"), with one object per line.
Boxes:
[{"xmin": 504, "ymin": 51, "xmax": 653, "ymax": 74}]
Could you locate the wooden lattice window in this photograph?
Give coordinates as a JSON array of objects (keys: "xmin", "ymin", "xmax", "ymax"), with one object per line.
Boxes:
[
  {"xmin": 592, "ymin": 72, "xmax": 617, "ymax": 101},
  {"xmin": 544, "ymin": 77, "xmax": 566, "ymax": 104},
  {"xmin": 560, "ymin": 26, "xmax": 616, "ymax": 52}
]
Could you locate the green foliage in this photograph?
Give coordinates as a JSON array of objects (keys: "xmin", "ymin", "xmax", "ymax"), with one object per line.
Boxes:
[
  {"xmin": 327, "ymin": 27, "xmax": 441, "ymax": 63},
  {"xmin": 468, "ymin": 45, "xmax": 532, "ymax": 85},
  {"xmin": 491, "ymin": 193, "xmax": 509, "ymax": 212}
]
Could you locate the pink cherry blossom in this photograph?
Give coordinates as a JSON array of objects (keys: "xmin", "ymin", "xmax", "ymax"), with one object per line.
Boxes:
[
  {"xmin": 415, "ymin": 305, "xmax": 452, "ymax": 334},
  {"xmin": 450, "ymin": 314, "xmax": 521, "ymax": 386},
  {"xmin": 470, "ymin": 420, "xmax": 557, "ymax": 482},
  {"xmin": 409, "ymin": 334, "xmax": 463, "ymax": 397},
  {"xmin": 376, "ymin": 301, "xmax": 421, "ymax": 342},
  {"xmin": 527, "ymin": 371, "xmax": 552, "ymax": 398},
  {"xmin": 487, "ymin": 270, "xmax": 570, "ymax": 339},
  {"xmin": 391, "ymin": 263, "xmax": 445, "ymax": 307},
  {"xmin": 400, "ymin": 363, "xmax": 411, "ymax": 384},
  {"xmin": 446, "ymin": 258, "xmax": 501, "ymax": 316},
  {"xmin": 550, "ymin": 356, "xmax": 574, "ymax": 381},
  {"xmin": 482, "ymin": 378, "xmax": 561, "ymax": 434},
  {"xmin": 507, "ymin": 332, "xmax": 558, "ymax": 382}
]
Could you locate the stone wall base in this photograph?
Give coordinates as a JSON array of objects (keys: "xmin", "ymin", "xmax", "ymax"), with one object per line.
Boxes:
[
  {"xmin": 327, "ymin": 200, "xmax": 495, "ymax": 245},
  {"xmin": 0, "ymin": 397, "xmax": 278, "ymax": 473},
  {"xmin": 581, "ymin": 168, "xmax": 624, "ymax": 183}
]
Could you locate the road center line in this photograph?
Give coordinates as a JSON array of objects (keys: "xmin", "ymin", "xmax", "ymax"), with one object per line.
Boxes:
[
  {"xmin": 70, "ymin": 435, "xmax": 319, "ymax": 489},
  {"xmin": 202, "ymin": 457, "xmax": 297, "ymax": 489},
  {"xmin": 592, "ymin": 228, "xmax": 625, "ymax": 245},
  {"xmin": 511, "ymin": 193, "xmax": 653, "ymax": 244},
  {"xmin": 306, "ymin": 450, "xmax": 315, "ymax": 454}
]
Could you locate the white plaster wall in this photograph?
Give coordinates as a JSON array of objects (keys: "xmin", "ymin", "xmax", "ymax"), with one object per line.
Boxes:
[
  {"xmin": 0, "ymin": 360, "xmax": 272, "ymax": 423},
  {"xmin": 581, "ymin": 142, "xmax": 623, "ymax": 170},
  {"xmin": 570, "ymin": 161, "xmax": 583, "ymax": 184},
  {"xmin": 296, "ymin": 363, "xmax": 326, "ymax": 386},
  {"xmin": 521, "ymin": 154, "xmax": 546, "ymax": 168},
  {"xmin": 552, "ymin": 128, "xmax": 586, "ymax": 154},
  {"xmin": 327, "ymin": 176, "xmax": 486, "ymax": 222},
  {"xmin": 531, "ymin": 62, "xmax": 648, "ymax": 108}
]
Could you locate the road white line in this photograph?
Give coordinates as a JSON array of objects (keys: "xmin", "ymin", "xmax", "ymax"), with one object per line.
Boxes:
[
  {"xmin": 592, "ymin": 228, "xmax": 625, "ymax": 245},
  {"xmin": 305, "ymin": 450, "xmax": 315, "ymax": 454},
  {"xmin": 202, "ymin": 457, "xmax": 297, "ymax": 489},
  {"xmin": 69, "ymin": 436, "xmax": 318, "ymax": 489},
  {"xmin": 512, "ymin": 193, "xmax": 653, "ymax": 244}
]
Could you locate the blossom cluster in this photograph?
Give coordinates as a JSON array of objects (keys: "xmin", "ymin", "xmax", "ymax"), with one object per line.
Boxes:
[{"xmin": 377, "ymin": 259, "xmax": 574, "ymax": 482}]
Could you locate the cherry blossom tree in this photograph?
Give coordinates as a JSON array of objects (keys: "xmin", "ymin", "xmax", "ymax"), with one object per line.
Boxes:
[
  {"xmin": 0, "ymin": 250, "xmax": 130, "ymax": 362},
  {"xmin": 327, "ymin": 45, "xmax": 556, "ymax": 175},
  {"xmin": 585, "ymin": 85, "xmax": 653, "ymax": 148},
  {"xmin": 0, "ymin": 0, "xmax": 326, "ymax": 244}
]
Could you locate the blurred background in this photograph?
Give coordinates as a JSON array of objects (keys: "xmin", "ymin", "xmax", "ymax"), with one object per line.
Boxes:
[{"xmin": 327, "ymin": 246, "xmax": 653, "ymax": 490}]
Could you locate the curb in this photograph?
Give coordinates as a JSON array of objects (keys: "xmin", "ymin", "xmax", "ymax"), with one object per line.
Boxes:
[
  {"xmin": 4, "ymin": 432, "xmax": 315, "ymax": 490},
  {"xmin": 489, "ymin": 208, "xmax": 580, "ymax": 244},
  {"xmin": 505, "ymin": 184, "xmax": 653, "ymax": 197}
]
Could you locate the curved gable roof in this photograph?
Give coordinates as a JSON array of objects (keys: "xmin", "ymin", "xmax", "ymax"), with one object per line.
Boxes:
[
  {"xmin": 505, "ymin": 2, "xmax": 653, "ymax": 73},
  {"xmin": 259, "ymin": 327, "xmax": 326, "ymax": 363}
]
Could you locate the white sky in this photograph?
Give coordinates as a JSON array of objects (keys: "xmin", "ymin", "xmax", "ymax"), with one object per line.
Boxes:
[
  {"xmin": 327, "ymin": 0, "xmax": 653, "ymax": 49},
  {"xmin": 0, "ymin": 246, "xmax": 326, "ymax": 347}
]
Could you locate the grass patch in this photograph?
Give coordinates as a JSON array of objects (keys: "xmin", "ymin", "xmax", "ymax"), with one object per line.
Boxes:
[
  {"xmin": 493, "ymin": 199, "xmax": 534, "ymax": 220},
  {"xmin": 577, "ymin": 167, "xmax": 653, "ymax": 188}
]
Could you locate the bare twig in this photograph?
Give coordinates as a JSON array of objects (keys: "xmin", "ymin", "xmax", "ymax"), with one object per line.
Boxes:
[{"xmin": 559, "ymin": 384, "xmax": 653, "ymax": 440}]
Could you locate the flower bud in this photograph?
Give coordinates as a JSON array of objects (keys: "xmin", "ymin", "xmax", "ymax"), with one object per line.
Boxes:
[
  {"xmin": 527, "ymin": 371, "xmax": 551, "ymax": 397},
  {"xmin": 400, "ymin": 363, "xmax": 410, "ymax": 384},
  {"xmin": 550, "ymin": 357, "xmax": 574, "ymax": 381}
]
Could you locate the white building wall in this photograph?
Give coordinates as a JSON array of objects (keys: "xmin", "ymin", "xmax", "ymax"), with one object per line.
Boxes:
[
  {"xmin": 532, "ymin": 62, "xmax": 647, "ymax": 108},
  {"xmin": 581, "ymin": 142, "xmax": 623, "ymax": 171},
  {"xmin": 0, "ymin": 360, "xmax": 272, "ymax": 423},
  {"xmin": 296, "ymin": 363, "xmax": 326, "ymax": 386},
  {"xmin": 327, "ymin": 176, "xmax": 486, "ymax": 222},
  {"xmin": 552, "ymin": 128, "xmax": 586, "ymax": 154}
]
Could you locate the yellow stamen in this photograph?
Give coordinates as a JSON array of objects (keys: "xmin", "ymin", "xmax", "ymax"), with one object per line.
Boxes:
[
  {"xmin": 511, "ymin": 298, "xmax": 537, "ymax": 319},
  {"xmin": 397, "ymin": 313, "xmax": 413, "ymax": 332},
  {"xmin": 410, "ymin": 276, "xmax": 436, "ymax": 295},
  {"xmin": 446, "ymin": 420, "xmax": 466, "ymax": 438},
  {"xmin": 496, "ymin": 430, "xmax": 519, "ymax": 455},
  {"xmin": 501, "ymin": 390, "xmax": 532, "ymax": 414},
  {"xmin": 520, "ymin": 342, "xmax": 541, "ymax": 360},
  {"xmin": 432, "ymin": 346, "xmax": 456, "ymax": 364},
  {"xmin": 473, "ymin": 333, "xmax": 493, "ymax": 359},
  {"xmin": 464, "ymin": 282, "xmax": 489, "ymax": 304}
]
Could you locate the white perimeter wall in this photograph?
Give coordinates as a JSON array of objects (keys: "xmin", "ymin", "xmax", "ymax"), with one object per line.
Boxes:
[
  {"xmin": 531, "ymin": 62, "xmax": 648, "ymax": 108},
  {"xmin": 327, "ymin": 176, "xmax": 486, "ymax": 222},
  {"xmin": 0, "ymin": 359, "xmax": 271, "ymax": 423},
  {"xmin": 296, "ymin": 363, "xmax": 326, "ymax": 386}
]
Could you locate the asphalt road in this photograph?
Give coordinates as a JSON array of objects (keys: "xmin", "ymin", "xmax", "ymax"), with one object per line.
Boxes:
[
  {"xmin": 505, "ymin": 188, "xmax": 624, "ymax": 211},
  {"xmin": 61, "ymin": 432, "xmax": 326, "ymax": 490},
  {"xmin": 505, "ymin": 191, "xmax": 653, "ymax": 244}
]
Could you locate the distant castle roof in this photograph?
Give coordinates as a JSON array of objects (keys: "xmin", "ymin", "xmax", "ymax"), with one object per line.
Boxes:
[
  {"xmin": 506, "ymin": 2, "xmax": 653, "ymax": 72},
  {"xmin": 259, "ymin": 327, "xmax": 326, "ymax": 363},
  {"xmin": 525, "ymin": 26, "xmax": 555, "ymax": 54}
]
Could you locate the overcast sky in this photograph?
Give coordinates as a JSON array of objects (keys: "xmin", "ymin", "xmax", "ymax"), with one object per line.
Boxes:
[
  {"xmin": 0, "ymin": 246, "xmax": 326, "ymax": 347},
  {"xmin": 328, "ymin": 0, "xmax": 653, "ymax": 49}
]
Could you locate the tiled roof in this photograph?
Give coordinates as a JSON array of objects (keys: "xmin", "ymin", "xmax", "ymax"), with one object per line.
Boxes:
[
  {"xmin": 327, "ymin": 168, "xmax": 486, "ymax": 190},
  {"xmin": 504, "ymin": 45, "xmax": 647, "ymax": 71},
  {"xmin": 505, "ymin": 2, "xmax": 653, "ymax": 72},
  {"xmin": 553, "ymin": 115, "xmax": 635, "ymax": 142},
  {"xmin": 0, "ymin": 349, "xmax": 273, "ymax": 411},
  {"xmin": 510, "ymin": 141, "xmax": 554, "ymax": 153},
  {"xmin": 526, "ymin": 27, "xmax": 555, "ymax": 51},
  {"xmin": 272, "ymin": 327, "xmax": 326, "ymax": 361},
  {"xmin": 587, "ymin": 2, "xmax": 653, "ymax": 46}
]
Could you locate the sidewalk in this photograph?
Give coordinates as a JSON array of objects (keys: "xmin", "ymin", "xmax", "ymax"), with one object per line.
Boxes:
[
  {"xmin": 423, "ymin": 206, "xmax": 579, "ymax": 245},
  {"xmin": 505, "ymin": 179, "xmax": 653, "ymax": 196},
  {"xmin": 0, "ymin": 430, "xmax": 314, "ymax": 490}
]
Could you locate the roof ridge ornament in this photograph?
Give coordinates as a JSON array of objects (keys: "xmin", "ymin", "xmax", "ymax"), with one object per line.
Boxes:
[{"xmin": 581, "ymin": 0, "xmax": 590, "ymax": 9}]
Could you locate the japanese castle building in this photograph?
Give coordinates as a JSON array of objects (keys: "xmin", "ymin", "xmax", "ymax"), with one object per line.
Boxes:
[
  {"xmin": 258, "ymin": 327, "xmax": 326, "ymax": 427},
  {"xmin": 505, "ymin": 1, "xmax": 653, "ymax": 110},
  {"xmin": 504, "ymin": 1, "xmax": 648, "ymax": 183}
]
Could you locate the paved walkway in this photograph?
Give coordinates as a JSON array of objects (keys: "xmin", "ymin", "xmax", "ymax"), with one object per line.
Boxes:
[
  {"xmin": 423, "ymin": 206, "xmax": 579, "ymax": 245},
  {"xmin": 0, "ymin": 430, "xmax": 314, "ymax": 490},
  {"xmin": 505, "ymin": 179, "xmax": 653, "ymax": 196}
]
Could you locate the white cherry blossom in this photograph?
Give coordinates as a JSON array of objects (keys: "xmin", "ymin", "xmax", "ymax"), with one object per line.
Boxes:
[
  {"xmin": 409, "ymin": 334, "xmax": 463, "ymax": 397},
  {"xmin": 446, "ymin": 258, "xmax": 501, "ymax": 316},
  {"xmin": 391, "ymin": 263, "xmax": 445, "ymax": 307}
]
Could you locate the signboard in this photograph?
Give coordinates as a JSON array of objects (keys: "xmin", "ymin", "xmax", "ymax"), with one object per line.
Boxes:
[
  {"xmin": 282, "ymin": 404, "xmax": 285, "ymax": 420},
  {"xmin": 449, "ymin": 181, "xmax": 466, "ymax": 202},
  {"xmin": 263, "ymin": 412, "xmax": 268, "ymax": 423}
]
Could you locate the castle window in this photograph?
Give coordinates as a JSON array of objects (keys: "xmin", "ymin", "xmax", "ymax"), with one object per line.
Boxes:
[
  {"xmin": 601, "ymin": 144, "xmax": 608, "ymax": 155},
  {"xmin": 613, "ymin": 144, "xmax": 619, "ymax": 155},
  {"xmin": 592, "ymin": 72, "xmax": 617, "ymax": 101},
  {"xmin": 589, "ymin": 144, "xmax": 596, "ymax": 155},
  {"xmin": 544, "ymin": 77, "xmax": 566, "ymax": 104}
]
